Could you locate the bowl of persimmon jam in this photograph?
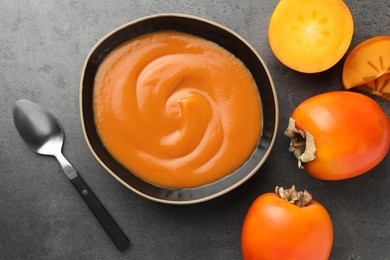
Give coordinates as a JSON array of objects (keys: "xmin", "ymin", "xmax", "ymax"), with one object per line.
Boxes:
[{"xmin": 80, "ymin": 14, "xmax": 278, "ymax": 204}]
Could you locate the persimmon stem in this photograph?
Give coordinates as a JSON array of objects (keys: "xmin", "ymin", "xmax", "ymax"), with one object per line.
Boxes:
[
  {"xmin": 284, "ymin": 118, "xmax": 316, "ymax": 169},
  {"xmin": 275, "ymin": 185, "xmax": 312, "ymax": 207}
]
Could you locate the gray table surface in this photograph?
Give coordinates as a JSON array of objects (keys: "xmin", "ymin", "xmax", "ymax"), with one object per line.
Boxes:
[{"xmin": 1, "ymin": 0, "xmax": 389, "ymax": 259}]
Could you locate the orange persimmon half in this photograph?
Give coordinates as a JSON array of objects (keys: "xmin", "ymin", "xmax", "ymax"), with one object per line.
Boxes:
[
  {"xmin": 269, "ymin": 0, "xmax": 354, "ymax": 73},
  {"xmin": 342, "ymin": 36, "xmax": 390, "ymax": 101}
]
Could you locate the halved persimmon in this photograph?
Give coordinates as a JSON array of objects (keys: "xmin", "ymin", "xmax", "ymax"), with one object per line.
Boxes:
[
  {"xmin": 342, "ymin": 36, "xmax": 390, "ymax": 101},
  {"xmin": 269, "ymin": 0, "xmax": 354, "ymax": 73}
]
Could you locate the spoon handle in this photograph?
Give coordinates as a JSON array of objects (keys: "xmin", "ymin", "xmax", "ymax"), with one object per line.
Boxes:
[{"xmin": 70, "ymin": 173, "xmax": 130, "ymax": 251}]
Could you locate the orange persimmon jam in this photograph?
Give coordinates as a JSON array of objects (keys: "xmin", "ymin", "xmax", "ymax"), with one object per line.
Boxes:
[{"xmin": 93, "ymin": 31, "xmax": 262, "ymax": 188}]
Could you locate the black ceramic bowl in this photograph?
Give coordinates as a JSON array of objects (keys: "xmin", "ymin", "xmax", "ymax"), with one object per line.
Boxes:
[{"xmin": 80, "ymin": 14, "xmax": 278, "ymax": 204}]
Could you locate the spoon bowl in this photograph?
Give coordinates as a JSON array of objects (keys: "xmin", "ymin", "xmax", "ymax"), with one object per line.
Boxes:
[{"xmin": 13, "ymin": 100, "xmax": 63, "ymax": 156}]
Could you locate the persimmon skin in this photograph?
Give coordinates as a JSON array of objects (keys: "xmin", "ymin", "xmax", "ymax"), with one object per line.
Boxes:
[
  {"xmin": 269, "ymin": 0, "xmax": 354, "ymax": 73},
  {"xmin": 241, "ymin": 193, "xmax": 333, "ymax": 260},
  {"xmin": 291, "ymin": 91, "xmax": 390, "ymax": 180},
  {"xmin": 342, "ymin": 36, "xmax": 390, "ymax": 101}
]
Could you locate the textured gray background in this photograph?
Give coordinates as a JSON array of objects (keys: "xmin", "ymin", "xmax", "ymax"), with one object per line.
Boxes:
[{"xmin": 1, "ymin": 0, "xmax": 389, "ymax": 259}]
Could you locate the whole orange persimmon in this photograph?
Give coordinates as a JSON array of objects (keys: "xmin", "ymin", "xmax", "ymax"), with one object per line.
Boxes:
[
  {"xmin": 285, "ymin": 91, "xmax": 390, "ymax": 180},
  {"xmin": 241, "ymin": 186, "xmax": 333, "ymax": 260}
]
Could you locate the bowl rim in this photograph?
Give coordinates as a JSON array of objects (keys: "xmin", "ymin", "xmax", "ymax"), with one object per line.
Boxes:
[{"xmin": 79, "ymin": 13, "xmax": 279, "ymax": 204}]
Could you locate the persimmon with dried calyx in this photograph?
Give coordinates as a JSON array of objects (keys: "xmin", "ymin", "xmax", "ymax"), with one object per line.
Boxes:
[
  {"xmin": 343, "ymin": 36, "xmax": 390, "ymax": 101},
  {"xmin": 285, "ymin": 91, "xmax": 390, "ymax": 180},
  {"xmin": 268, "ymin": 0, "xmax": 354, "ymax": 73},
  {"xmin": 241, "ymin": 186, "xmax": 333, "ymax": 260}
]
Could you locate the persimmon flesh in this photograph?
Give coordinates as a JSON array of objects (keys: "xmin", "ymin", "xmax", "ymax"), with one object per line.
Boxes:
[
  {"xmin": 343, "ymin": 36, "xmax": 390, "ymax": 101},
  {"xmin": 269, "ymin": 0, "xmax": 354, "ymax": 73}
]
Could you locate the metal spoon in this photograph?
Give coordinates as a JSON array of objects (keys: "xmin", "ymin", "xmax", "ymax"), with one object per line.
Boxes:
[{"xmin": 12, "ymin": 99, "xmax": 130, "ymax": 251}]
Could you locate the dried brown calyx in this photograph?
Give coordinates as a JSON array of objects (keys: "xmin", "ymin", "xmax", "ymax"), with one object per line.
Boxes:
[
  {"xmin": 275, "ymin": 185, "xmax": 313, "ymax": 207},
  {"xmin": 284, "ymin": 118, "xmax": 316, "ymax": 169}
]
